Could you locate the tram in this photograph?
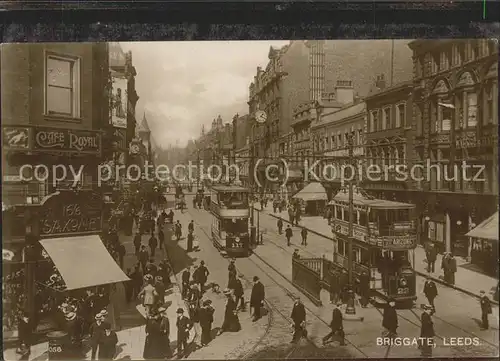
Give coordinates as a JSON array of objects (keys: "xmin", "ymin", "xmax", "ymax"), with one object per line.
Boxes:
[
  {"xmin": 209, "ymin": 185, "xmax": 251, "ymax": 257},
  {"xmin": 328, "ymin": 186, "xmax": 418, "ymax": 306}
]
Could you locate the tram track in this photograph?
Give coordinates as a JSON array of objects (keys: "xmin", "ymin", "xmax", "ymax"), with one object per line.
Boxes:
[{"xmin": 185, "ymin": 206, "xmax": 321, "ymax": 359}]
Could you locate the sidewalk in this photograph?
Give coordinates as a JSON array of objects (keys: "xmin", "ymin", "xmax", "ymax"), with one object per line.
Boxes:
[{"xmin": 255, "ymin": 204, "xmax": 498, "ymax": 305}]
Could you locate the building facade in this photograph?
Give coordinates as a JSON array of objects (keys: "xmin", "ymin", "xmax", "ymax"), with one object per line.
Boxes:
[{"xmin": 408, "ymin": 39, "xmax": 498, "ymax": 257}]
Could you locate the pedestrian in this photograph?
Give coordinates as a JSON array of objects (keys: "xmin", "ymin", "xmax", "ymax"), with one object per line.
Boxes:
[
  {"xmin": 447, "ymin": 254, "xmax": 457, "ymax": 285},
  {"xmin": 198, "ymin": 300, "xmax": 215, "ymax": 346},
  {"xmin": 285, "ymin": 225, "xmax": 293, "ymax": 246},
  {"xmin": 98, "ymin": 322, "xmax": 118, "ymax": 360},
  {"xmin": 419, "ymin": 305, "xmax": 435, "ymax": 357},
  {"xmin": 228, "ymin": 259, "xmax": 237, "ymax": 281},
  {"xmin": 188, "ymin": 284, "xmax": 201, "ymax": 322},
  {"xmin": 193, "ymin": 196, "xmax": 197, "ymax": 209},
  {"xmin": 182, "ymin": 268, "xmax": 191, "ymax": 299},
  {"xmin": 143, "ymin": 311, "xmax": 164, "ymax": 359},
  {"xmin": 117, "ymin": 242, "xmax": 126, "ymax": 269},
  {"xmin": 322, "ymin": 302, "xmax": 345, "ymax": 346},
  {"xmin": 159, "ymin": 306, "xmax": 172, "ymax": 359},
  {"xmin": 188, "ymin": 220, "xmax": 195, "ymax": 234},
  {"xmin": 288, "ymin": 207, "xmax": 295, "ymax": 225},
  {"xmin": 158, "ymin": 228, "xmax": 165, "ymax": 250},
  {"xmin": 423, "ymin": 276, "xmax": 438, "ymax": 311},
  {"xmin": 187, "ymin": 230, "xmax": 194, "ymax": 252},
  {"xmin": 221, "ymin": 289, "xmax": 241, "ymax": 333},
  {"xmin": 479, "ymin": 290, "xmax": 492, "ymax": 330},
  {"xmin": 290, "ymin": 296, "xmax": 306, "ymax": 343},
  {"xmin": 17, "ymin": 312, "xmax": 32, "ymax": 358},
  {"xmin": 358, "ymin": 271, "xmax": 370, "ymax": 307},
  {"xmin": 301, "ymin": 227, "xmax": 308, "ymax": 246},
  {"xmin": 145, "ymin": 258, "xmax": 158, "ymax": 277},
  {"xmin": 277, "ymin": 218, "xmax": 283, "ymax": 235},
  {"xmin": 155, "ymin": 276, "xmax": 166, "ymax": 305},
  {"xmin": 82, "ymin": 289, "xmax": 97, "ymax": 335},
  {"xmin": 292, "ymin": 249, "xmax": 300, "ymax": 260},
  {"xmin": 133, "ymin": 231, "xmax": 142, "ymax": 255},
  {"xmin": 197, "ymin": 261, "xmax": 210, "ymax": 294},
  {"xmin": 148, "ymin": 232, "xmax": 158, "ymax": 258},
  {"xmin": 131, "ymin": 264, "xmax": 143, "ymax": 301},
  {"xmin": 382, "ymin": 298, "xmax": 398, "ymax": 337},
  {"xmin": 89, "ymin": 313, "xmax": 105, "ymax": 360},
  {"xmin": 233, "ymin": 275, "xmax": 245, "ymax": 311},
  {"xmin": 273, "ymin": 200, "xmax": 278, "ymax": 213},
  {"xmin": 425, "ymin": 244, "xmax": 437, "ymax": 273},
  {"xmin": 250, "ymin": 276, "xmax": 265, "ymax": 322},
  {"xmin": 138, "ymin": 245, "xmax": 149, "ymax": 274},
  {"xmin": 175, "ymin": 220, "xmax": 182, "ymax": 241},
  {"xmin": 176, "ymin": 308, "xmax": 193, "ymax": 358},
  {"xmin": 138, "ymin": 278, "xmax": 158, "ymax": 316},
  {"xmin": 65, "ymin": 308, "xmax": 84, "ymax": 358}
]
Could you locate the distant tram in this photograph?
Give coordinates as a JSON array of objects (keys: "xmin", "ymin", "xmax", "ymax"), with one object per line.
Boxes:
[
  {"xmin": 209, "ymin": 185, "xmax": 251, "ymax": 257},
  {"xmin": 329, "ymin": 187, "xmax": 418, "ymax": 306}
]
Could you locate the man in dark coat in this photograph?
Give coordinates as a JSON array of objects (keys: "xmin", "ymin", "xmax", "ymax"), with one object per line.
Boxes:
[
  {"xmin": 233, "ymin": 275, "xmax": 245, "ymax": 311},
  {"xmin": 479, "ymin": 290, "xmax": 493, "ymax": 329},
  {"xmin": 148, "ymin": 233, "xmax": 158, "ymax": 258},
  {"xmin": 198, "ymin": 300, "xmax": 215, "ymax": 346},
  {"xmin": 196, "ymin": 261, "xmax": 210, "ymax": 293},
  {"xmin": 358, "ymin": 271, "xmax": 370, "ymax": 307},
  {"xmin": 322, "ymin": 302, "xmax": 345, "ymax": 346},
  {"xmin": 188, "ymin": 220, "xmax": 195, "ymax": 233},
  {"xmin": 425, "ymin": 244, "xmax": 437, "ymax": 273},
  {"xmin": 89, "ymin": 314, "xmax": 105, "ymax": 360},
  {"xmin": 181, "ymin": 268, "xmax": 191, "ymax": 299},
  {"xmin": 228, "ymin": 259, "xmax": 237, "ymax": 280},
  {"xmin": 419, "ymin": 305, "xmax": 435, "ymax": 357},
  {"xmin": 133, "ymin": 231, "xmax": 142, "ymax": 255},
  {"xmin": 250, "ymin": 276, "xmax": 265, "ymax": 322},
  {"xmin": 187, "ymin": 230, "xmax": 194, "ymax": 252},
  {"xmin": 382, "ymin": 299, "xmax": 398, "ymax": 337},
  {"xmin": 98, "ymin": 322, "xmax": 118, "ymax": 360},
  {"xmin": 117, "ymin": 242, "xmax": 126, "ymax": 269},
  {"xmin": 423, "ymin": 277, "xmax": 438, "ymax": 311},
  {"xmin": 65, "ymin": 310, "xmax": 84, "ymax": 358},
  {"xmin": 138, "ymin": 245, "xmax": 150, "ymax": 274},
  {"xmin": 277, "ymin": 218, "xmax": 283, "ymax": 234},
  {"xmin": 155, "ymin": 276, "xmax": 166, "ymax": 305},
  {"xmin": 290, "ymin": 296, "xmax": 306, "ymax": 343},
  {"xmin": 285, "ymin": 225, "xmax": 293, "ymax": 246},
  {"xmin": 176, "ymin": 308, "xmax": 193, "ymax": 358},
  {"xmin": 158, "ymin": 228, "xmax": 165, "ymax": 250},
  {"xmin": 292, "ymin": 249, "xmax": 300, "ymax": 260},
  {"xmin": 175, "ymin": 221, "xmax": 182, "ymax": 241},
  {"xmin": 159, "ymin": 307, "xmax": 172, "ymax": 358},
  {"xmin": 301, "ymin": 227, "xmax": 308, "ymax": 246}
]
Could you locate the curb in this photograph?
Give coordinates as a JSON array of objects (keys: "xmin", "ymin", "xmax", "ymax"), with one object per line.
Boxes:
[{"xmin": 257, "ymin": 207, "xmax": 499, "ymax": 306}]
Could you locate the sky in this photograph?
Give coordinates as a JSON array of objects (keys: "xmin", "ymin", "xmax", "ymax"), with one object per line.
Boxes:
[{"xmin": 120, "ymin": 41, "xmax": 289, "ymax": 148}]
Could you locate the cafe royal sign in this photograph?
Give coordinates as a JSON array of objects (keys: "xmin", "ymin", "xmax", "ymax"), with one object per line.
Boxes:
[{"xmin": 2, "ymin": 126, "xmax": 101, "ymax": 155}]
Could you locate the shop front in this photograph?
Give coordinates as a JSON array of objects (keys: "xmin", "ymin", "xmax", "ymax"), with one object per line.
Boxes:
[{"xmin": 466, "ymin": 211, "xmax": 499, "ymax": 277}]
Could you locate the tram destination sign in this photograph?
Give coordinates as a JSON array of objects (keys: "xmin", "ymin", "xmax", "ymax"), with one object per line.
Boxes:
[
  {"xmin": 370, "ymin": 235, "xmax": 417, "ymax": 250},
  {"xmin": 39, "ymin": 190, "xmax": 103, "ymax": 238}
]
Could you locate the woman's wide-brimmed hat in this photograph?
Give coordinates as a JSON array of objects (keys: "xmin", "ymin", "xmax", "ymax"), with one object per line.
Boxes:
[{"xmin": 223, "ymin": 288, "xmax": 232, "ymax": 295}]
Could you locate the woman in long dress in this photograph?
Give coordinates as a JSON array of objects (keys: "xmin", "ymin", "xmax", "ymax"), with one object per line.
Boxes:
[
  {"xmin": 143, "ymin": 311, "xmax": 164, "ymax": 359},
  {"xmin": 220, "ymin": 289, "xmax": 241, "ymax": 333}
]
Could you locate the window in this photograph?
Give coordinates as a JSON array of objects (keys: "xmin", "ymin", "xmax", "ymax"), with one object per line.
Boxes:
[
  {"xmin": 464, "ymin": 92, "xmax": 478, "ymax": 128},
  {"xmin": 45, "ymin": 54, "xmax": 80, "ymax": 118},
  {"xmin": 428, "ymin": 221, "xmax": 445, "ymax": 243},
  {"xmin": 370, "ymin": 110, "xmax": 379, "ymax": 132},
  {"xmin": 431, "ymin": 53, "xmax": 439, "ymax": 74},
  {"xmin": 452, "ymin": 43, "xmax": 465, "ymax": 66},
  {"xmin": 441, "ymin": 106, "xmax": 453, "ymax": 131},
  {"xmin": 331, "ymin": 136, "xmax": 336, "ymax": 148},
  {"xmin": 440, "ymin": 50, "xmax": 451, "ymax": 71},
  {"xmin": 396, "ymin": 103, "xmax": 405, "ymax": 128},
  {"xmin": 472, "ymin": 41, "xmax": 480, "ymax": 60},
  {"xmin": 484, "ymin": 83, "xmax": 495, "ymax": 124},
  {"xmin": 382, "ymin": 107, "xmax": 391, "ymax": 129}
]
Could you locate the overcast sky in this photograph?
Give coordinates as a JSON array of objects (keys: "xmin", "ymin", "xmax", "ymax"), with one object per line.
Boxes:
[{"xmin": 120, "ymin": 41, "xmax": 289, "ymax": 148}]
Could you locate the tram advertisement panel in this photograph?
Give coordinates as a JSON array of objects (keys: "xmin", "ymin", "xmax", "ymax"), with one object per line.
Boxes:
[{"xmin": 369, "ymin": 235, "xmax": 417, "ymax": 250}]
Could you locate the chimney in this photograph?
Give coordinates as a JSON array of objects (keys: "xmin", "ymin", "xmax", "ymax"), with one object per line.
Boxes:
[
  {"xmin": 375, "ymin": 74, "xmax": 386, "ymax": 90},
  {"xmin": 335, "ymin": 80, "xmax": 354, "ymax": 105}
]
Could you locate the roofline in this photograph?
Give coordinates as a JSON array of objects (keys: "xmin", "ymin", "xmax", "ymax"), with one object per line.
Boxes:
[
  {"xmin": 311, "ymin": 102, "xmax": 366, "ymax": 129},
  {"xmin": 365, "ymin": 80, "xmax": 414, "ymax": 100}
]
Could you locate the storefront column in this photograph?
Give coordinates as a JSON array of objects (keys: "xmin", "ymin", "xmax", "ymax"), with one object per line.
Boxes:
[{"xmin": 445, "ymin": 212, "xmax": 451, "ymax": 253}]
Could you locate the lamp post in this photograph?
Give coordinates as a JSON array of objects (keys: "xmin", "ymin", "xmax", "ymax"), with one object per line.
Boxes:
[{"xmin": 345, "ymin": 132, "xmax": 357, "ymax": 316}]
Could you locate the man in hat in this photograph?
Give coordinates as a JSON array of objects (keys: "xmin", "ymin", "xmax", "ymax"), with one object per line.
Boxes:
[
  {"xmin": 181, "ymin": 268, "xmax": 191, "ymax": 300},
  {"xmin": 158, "ymin": 227, "xmax": 165, "ymax": 250},
  {"xmin": 117, "ymin": 242, "xmax": 126, "ymax": 269},
  {"xmin": 425, "ymin": 243, "xmax": 437, "ymax": 273},
  {"xmin": 65, "ymin": 306, "xmax": 84, "ymax": 357},
  {"xmin": 134, "ymin": 231, "xmax": 142, "ymax": 255},
  {"xmin": 285, "ymin": 225, "xmax": 293, "ymax": 246},
  {"xmin": 250, "ymin": 276, "xmax": 265, "ymax": 322},
  {"xmin": 322, "ymin": 302, "xmax": 345, "ymax": 346},
  {"xmin": 145, "ymin": 258, "xmax": 158, "ymax": 277},
  {"xmin": 138, "ymin": 245, "xmax": 150, "ymax": 274},
  {"xmin": 382, "ymin": 298, "xmax": 398, "ymax": 337},
  {"xmin": 159, "ymin": 306, "xmax": 172, "ymax": 358},
  {"xmin": 196, "ymin": 261, "xmax": 210, "ymax": 294},
  {"xmin": 148, "ymin": 232, "xmax": 158, "ymax": 258},
  {"xmin": 419, "ymin": 305, "xmax": 435, "ymax": 357},
  {"xmin": 479, "ymin": 290, "xmax": 492, "ymax": 330},
  {"xmin": 198, "ymin": 300, "xmax": 215, "ymax": 346},
  {"xmin": 155, "ymin": 276, "xmax": 166, "ymax": 304},
  {"xmin": 233, "ymin": 274, "xmax": 245, "ymax": 311},
  {"xmin": 175, "ymin": 220, "xmax": 182, "ymax": 241},
  {"xmin": 423, "ymin": 276, "xmax": 438, "ymax": 311},
  {"xmin": 290, "ymin": 296, "xmax": 306, "ymax": 343},
  {"xmin": 98, "ymin": 322, "xmax": 118, "ymax": 360},
  {"xmin": 292, "ymin": 249, "xmax": 300, "ymax": 260},
  {"xmin": 176, "ymin": 308, "xmax": 192, "ymax": 358},
  {"xmin": 228, "ymin": 259, "xmax": 237, "ymax": 283},
  {"xmin": 187, "ymin": 229, "xmax": 195, "ymax": 252},
  {"xmin": 188, "ymin": 220, "xmax": 195, "ymax": 233},
  {"xmin": 90, "ymin": 313, "xmax": 105, "ymax": 360},
  {"xmin": 300, "ymin": 227, "xmax": 308, "ymax": 246},
  {"xmin": 277, "ymin": 218, "xmax": 283, "ymax": 235}
]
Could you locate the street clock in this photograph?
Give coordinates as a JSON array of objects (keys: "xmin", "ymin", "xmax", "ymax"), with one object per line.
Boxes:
[{"xmin": 255, "ymin": 110, "xmax": 267, "ymax": 124}]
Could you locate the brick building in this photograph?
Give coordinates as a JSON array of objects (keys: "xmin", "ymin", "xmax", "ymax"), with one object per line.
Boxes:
[{"xmin": 408, "ymin": 39, "xmax": 498, "ymax": 261}]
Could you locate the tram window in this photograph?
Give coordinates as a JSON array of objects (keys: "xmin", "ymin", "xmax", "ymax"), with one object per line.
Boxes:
[
  {"xmin": 222, "ymin": 218, "xmax": 247, "ymax": 234},
  {"xmin": 397, "ymin": 209, "xmax": 410, "ymax": 222},
  {"xmin": 219, "ymin": 192, "xmax": 249, "ymax": 209}
]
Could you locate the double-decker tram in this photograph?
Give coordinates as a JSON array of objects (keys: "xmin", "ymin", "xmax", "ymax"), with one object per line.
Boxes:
[
  {"xmin": 329, "ymin": 186, "xmax": 418, "ymax": 307},
  {"xmin": 209, "ymin": 185, "xmax": 251, "ymax": 257}
]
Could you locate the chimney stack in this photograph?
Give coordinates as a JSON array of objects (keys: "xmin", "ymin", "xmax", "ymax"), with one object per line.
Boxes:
[
  {"xmin": 335, "ymin": 80, "xmax": 354, "ymax": 105},
  {"xmin": 375, "ymin": 74, "xmax": 386, "ymax": 90}
]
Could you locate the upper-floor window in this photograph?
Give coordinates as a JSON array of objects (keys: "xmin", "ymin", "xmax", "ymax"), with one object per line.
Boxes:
[
  {"xmin": 462, "ymin": 92, "xmax": 478, "ymax": 128},
  {"xmin": 370, "ymin": 110, "xmax": 379, "ymax": 132},
  {"xmin": 488, "ymin": 39, "xmax": 498, "ymax": 55},
  {"xmin": 45, "ymin": 54, "xmax": 81, "ymax": 118},
  {"xmin": 452, "ymin": 43, "xmax": 465, "ymax": 66},
  {"xmin": 416, "ymin": 56, "xmax": 425, "ymax": 78},
  {"xmin": 382, "ymin": 107, "xmax": 391, "ymax": 130},
  {"xmin": 396, "ymin": 103, "xmax": 406, "ymax": 128},
  {"xmin": 483, "ymin": 82, "xmax": 496, "ymax": 125},
  {"xmin": 431, "ymin": 53, "xmax": 439, "ymax": 74},
  {"xmin": 331, "ymin": 135, "xmax": 336, "ymax": 148},
  {"xmin": 440, "ymin": 49, "xmax": 451, "ymax": 71}
]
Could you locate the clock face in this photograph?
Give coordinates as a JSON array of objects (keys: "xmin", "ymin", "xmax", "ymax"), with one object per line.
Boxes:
[
  {"xmin": 255, "ymin": 110, "xmax": 267, "ymax": 124},
  {"xmin": 131, "ymin": 144, "xmax": 140, "ymax": 154}
]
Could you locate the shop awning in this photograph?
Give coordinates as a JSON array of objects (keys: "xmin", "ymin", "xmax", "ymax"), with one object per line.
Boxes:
[
  {"xmin": 39, "ymin": 235, "xmax": 130, "ymax": 291},
  {"xmin": 465, "ymin": 212, "xmax": 498, "ymax": 241},
  {"xmin": 292, "ymin": 182, "xmax": 328, "ymax": 201}
]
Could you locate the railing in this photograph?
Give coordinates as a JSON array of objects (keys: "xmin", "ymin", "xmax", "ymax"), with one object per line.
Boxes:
[
  {"xmin": 332, "ymin": 253, "xmax": 370, "ymax": 275},
  {"xmin": 292, "ymin": 258, "xmax": 322, "ymax": 305}
]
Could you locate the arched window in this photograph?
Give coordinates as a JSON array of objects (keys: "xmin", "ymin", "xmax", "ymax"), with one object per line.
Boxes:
[
  {"xmin": 430, "ymin": 79, "xmax": 452, "ymax": 133},
  {"xmin": 483, "ymin": 63, "xmax": 498, "ymax": 125},
  {"xmin": 455, "ymin": 71, "xmax": 478, "ymax": 128}
]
